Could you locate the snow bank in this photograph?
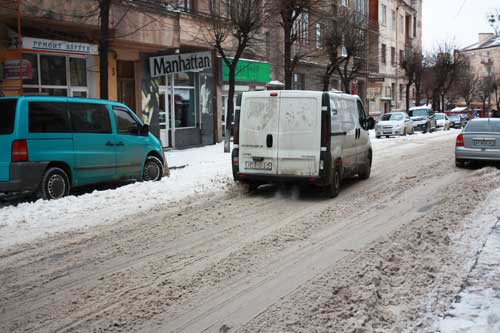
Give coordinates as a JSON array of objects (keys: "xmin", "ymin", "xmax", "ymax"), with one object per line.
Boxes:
[
  {"xmin": 0, "ymin": 129, "xmax": 459, "ymax": 249},
  {"xmin": 439, "ymin": 188, "xmax": 500, "ymax": 332}
]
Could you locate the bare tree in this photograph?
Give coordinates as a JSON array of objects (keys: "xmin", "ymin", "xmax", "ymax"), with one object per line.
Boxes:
[
  {"xmin": 322, "ymin": 3, "xmax": 367, "ymax": 93},
  {"xmin": 267, "ymin": 0, "xmax": 321, "ymax": 89},
  {"xmin": 400, "ymin": 46, "xmax": 423, "ymax": 111},
  {"xmin": 452, "ymin": 60, "xmax": 480, "ymax": 108},
  {"xmin": 201, "ymin": 0, "xmax": 263, "ymax": 152}
]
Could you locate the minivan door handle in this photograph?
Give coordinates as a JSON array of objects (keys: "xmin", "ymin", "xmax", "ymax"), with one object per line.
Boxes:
[
  {"xmin": 266, "ymin": 134, "xmax": 273, "ymax": 148},
  {"xmin": 116, "ymin": 142, "xmax": 125, "ymax": 147},
  {"xmin": 105, "ymin": 141, "xmax": 115, "ymax": 147}
]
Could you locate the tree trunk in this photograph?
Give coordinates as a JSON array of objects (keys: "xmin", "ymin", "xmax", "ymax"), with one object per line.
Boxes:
[
  {"xmin": 441, "ymin": 94, "xmax": 445, "ymax": 112},
  {"xmin": 405, "ymin": 83, "xmax": 411, "ymax": 112},
  {"xmin": 224, "ymin": 65, "xmax": 236, "ymax": 153},
  {"xmin": 283, "ymin": 25, "xmax": 293, "ymax": 90},
  {"xmin": 99, "ymin": 0, "xmax": 111, "ymax": 100}
]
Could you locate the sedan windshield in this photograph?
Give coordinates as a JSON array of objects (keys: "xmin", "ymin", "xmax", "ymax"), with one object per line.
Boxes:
[
  {"xmin": 381, "ymin": 114, "xmax": 404, "ymax": 121},
  {"xmin": 464, "ymin": 121, "xmax": 500, "ymax": 133},
  {"xmin": 435, "ymin": 114, "xmax": 445, "ymax": 120},
  {"xmin": 411, "ymin": 109, "xmax": 430, "ymax": 117},
  {"xmin": 448, "ymin": 116, "xmax": 460, "ymax": 121}
]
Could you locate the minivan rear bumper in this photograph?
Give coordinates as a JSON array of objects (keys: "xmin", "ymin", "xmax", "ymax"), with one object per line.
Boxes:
[{"xmin": 0, "ymin": 162, "xmax": 48, "ymax": 193}]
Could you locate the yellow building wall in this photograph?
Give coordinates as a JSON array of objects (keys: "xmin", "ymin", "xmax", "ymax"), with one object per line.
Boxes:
[{"xmin": 94, "ymin": 53, "xmax": 118, "ymax": 101}]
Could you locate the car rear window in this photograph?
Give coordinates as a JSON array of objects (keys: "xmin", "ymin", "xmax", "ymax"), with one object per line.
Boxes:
[
  {"xmin": 464, "ymin": 121, "xmax": 500, "ymax": 133},
  {"xmin": 0, "ymin": 99, "xmax": 18, "ymax": 135}
]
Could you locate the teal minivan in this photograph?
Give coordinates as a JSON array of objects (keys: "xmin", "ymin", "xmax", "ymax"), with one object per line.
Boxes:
[{"xmin": 0, "ymin": 96, "xmax": 165, "ymax": 200}]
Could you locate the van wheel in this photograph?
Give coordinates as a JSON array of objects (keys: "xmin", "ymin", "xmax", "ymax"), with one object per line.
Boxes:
[
  {"xmin": 39, "ymin": 167, "xmax": 71, "ymax": 200},
  {"xmin": 359, "ymin": 154, "xmax": 372, "ymax": 180},
  {"xmin": 143, "ymin": 156, "xmax": 163, "ymax": 181},
  {"xmin": 423, "ymin": 123, "xmax": 429, "ymax": 133},
  {"xmin": 325, "ymin": 163, "xmax": 341, "ymax": 198}
]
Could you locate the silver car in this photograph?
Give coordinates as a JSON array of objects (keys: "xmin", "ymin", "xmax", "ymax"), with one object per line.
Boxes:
[{"xmin": 455, "ymin": 118, "xmax": 500, "ymax": 167}]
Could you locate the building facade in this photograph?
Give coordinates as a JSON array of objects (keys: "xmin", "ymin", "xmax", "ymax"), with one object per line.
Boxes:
[{"xmin": 366, "ymin": 0, "xmax": 422, "ymax": 118}]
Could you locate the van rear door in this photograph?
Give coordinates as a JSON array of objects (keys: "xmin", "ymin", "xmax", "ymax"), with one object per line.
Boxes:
[
  {"xmin": 277, "ymin": 91, "xmax": 321, "ymax": 177},
  {"xmin": 239, "ymin": 92, "xmax": 280, "ymax": 175},
  {"xmin": 0, "ymin": 99, "xmax": 18, "ymax": 182}
]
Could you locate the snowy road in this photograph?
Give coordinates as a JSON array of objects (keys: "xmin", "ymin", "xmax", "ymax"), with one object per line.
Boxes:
[{"xmin": 1, "ymin": 130, "xmax": 500, "ymax": 332}]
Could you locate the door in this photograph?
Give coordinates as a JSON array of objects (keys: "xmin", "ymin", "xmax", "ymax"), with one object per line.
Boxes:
[
  {"xmin": 68, "ymin": 102, "xmax": 116, "ymax": 186},
  {"xmin": 239, "ymin": 92, "xmax": 280, "ymax": 175},
  {"xmin": 112, "ymin": 106, "xmax": 148, "ymax": 179},
  {"xmin": 277, "ymin": 91, "xmax": 322, "ymax": 177},
  {"xmin": 335, "ymin": 97, "xmax": 358, "ymax": 169},
  {"xmin": 159, "ymin": 88, "xmax": 170, "ymax": 148}
]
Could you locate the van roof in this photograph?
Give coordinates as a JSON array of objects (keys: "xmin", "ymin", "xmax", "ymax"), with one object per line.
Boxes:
[
  {"xmin": 0, "ymin": 96, "xmax": 130, "ymax": 108},
  {"xmin": 243, "ymin": 90, "xmax": 359, "ymax": 99}
]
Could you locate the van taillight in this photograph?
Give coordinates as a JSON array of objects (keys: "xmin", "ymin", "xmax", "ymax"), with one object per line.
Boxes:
[
  {"xmin": 12, "ymin": 139, "xmax": 28, "ymax": 162},
  {"xmin": 456, "ymin": 134, "xmax": 464, "ymax": 147},
  {"xmin": 321, "ymin": 112, "xmax": 329, "ymax": 147}
]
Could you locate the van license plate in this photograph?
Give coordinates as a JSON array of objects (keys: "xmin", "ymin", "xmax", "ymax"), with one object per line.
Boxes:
[{"xmin": 245, "ymin": 161, "xmax": 272, "ymax": 171}]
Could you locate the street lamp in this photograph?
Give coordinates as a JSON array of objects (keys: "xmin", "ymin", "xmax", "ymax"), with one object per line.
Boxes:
[{"xmin": 481, "ymin": 53, "xmax": 494, "ymax": 115}]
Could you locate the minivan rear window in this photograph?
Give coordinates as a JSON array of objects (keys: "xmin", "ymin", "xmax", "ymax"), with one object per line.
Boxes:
[
  {"xmin": 464, "ymin": 121, "xmax": 500, "ymax": 133},
  {"xmin": 0, "ymin": 99, "xmax": 18, "ymax": 135},
  {"xmin": 29, "ymin": 102, "xmax": 71, "ymax": 133}
]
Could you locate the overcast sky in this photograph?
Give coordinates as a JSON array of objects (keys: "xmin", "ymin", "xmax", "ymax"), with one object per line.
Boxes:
[{"xmin": 423, "ymin": 0, "xmax": 499, "ymax": 51}]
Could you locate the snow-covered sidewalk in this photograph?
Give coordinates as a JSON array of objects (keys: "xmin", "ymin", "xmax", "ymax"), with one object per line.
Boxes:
[
  {"xmin": 439, "ymin": 189, "xmax": 500, "ymax": 333},
  {"xmin": 0, "ymin": 130, "xmax": 457, "ymax": 249}
]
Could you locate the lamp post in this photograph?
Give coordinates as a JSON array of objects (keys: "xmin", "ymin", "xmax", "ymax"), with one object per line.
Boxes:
[{"xmin": 483, "ymin": 54, "xmax": 494, "ymax": 115}]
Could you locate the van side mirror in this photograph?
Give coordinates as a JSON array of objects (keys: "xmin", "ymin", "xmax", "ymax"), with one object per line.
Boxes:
[
  {"xmin": 140, "ymin": 124, "xmax": 150, "ymax": 136},
  {"xmin": 367, "ymin": 117, "xmax": 375, "ymax": 130}
]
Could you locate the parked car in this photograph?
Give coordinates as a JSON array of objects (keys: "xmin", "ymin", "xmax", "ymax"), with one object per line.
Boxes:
[
  {"xmin": 455, "ymin": 118, "xmax": 500, "ymax": 167},
  {"xmin": 409, "ymin": 106, "xmax": 437, "ymax": 133},
  {"xmin": 375, "ymin": 112, "xmax": 414, "ymax": 138},
  {"xmin": 434, "ymin": 113, "xmax": 450, "ymax": 130},
  {"xmin": 448, "ymin": 114, "xmax": 465, "ymax": 129},
  {"xmin": 0, "ymin": 96, "xmax": 165, "ymax": 200},
  {"xmin": 232, "ymin": 90, "xmax": 375, "ymax": 198}
]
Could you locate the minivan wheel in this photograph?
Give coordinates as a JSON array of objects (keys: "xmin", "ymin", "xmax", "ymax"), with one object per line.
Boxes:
[
  {"xmin": 325, "ymin": 163, "xmax": 341, "ymax": 198},
  {"xmin": 143, "ymin": 156, "xmax": 163, "ymax": 182},
  {"xmin": 39, "ymin": 167, "xmax": 71, "ymax": 200},
  {"xmin": 359, "ymin": 155, "xmax": 372, "ymax": 180}
]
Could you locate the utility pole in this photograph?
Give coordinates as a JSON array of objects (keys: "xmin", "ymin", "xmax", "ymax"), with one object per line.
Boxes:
[{"xmin": 482, "ymin": 53, "xmax": 494, "ymax": 115}]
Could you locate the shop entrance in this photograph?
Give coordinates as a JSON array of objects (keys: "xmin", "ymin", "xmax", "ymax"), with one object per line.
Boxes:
[{"xmin": 159, "ymin": 76, "xmax": 174, "ymax": 148}]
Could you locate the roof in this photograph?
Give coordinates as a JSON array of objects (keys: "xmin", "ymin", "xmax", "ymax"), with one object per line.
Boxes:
[
  {"xmin": 0, "ymin": 96, "xmax": 128, "ymax": 107},
  {"xmin": 461, "ymin": 35, "xmax": 500, "ymax": 51}
]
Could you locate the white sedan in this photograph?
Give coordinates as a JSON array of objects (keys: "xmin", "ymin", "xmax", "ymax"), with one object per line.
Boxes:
[
  {"xmin": 435, "ymin": 113, "xmax": 450, "ymax": 130},
  {"xmin": 375, "ymin": 112, "xmax": 414, "ymax": 138}
]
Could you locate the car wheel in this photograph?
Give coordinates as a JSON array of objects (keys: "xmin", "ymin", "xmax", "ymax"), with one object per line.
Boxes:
[
  {"xmin": 39, "ymin": 167, "xmax": 71, "ymax": 200},
  {"xmin": 358, "ymin": 153, "xmax": 372, "ymax": 180},
  {"xmin": 143, "ymin": 156, "xmax": 163, "ymax": 181},
  {"xmin": 403, "ymin": 128, "xmax": 407, "ymax": 136},
  {"xmin": 325, "ymin": 162, "xmax": 341, "ymax": 198},
  {"xmin": 423, "ymin": 123, "xmax": 429, "ymax": 133},
  {"xmin": 455, "ymin": 159, "xmax": 466, "ymax": 168},
  {"xmin": 376, "ymin": 135, "xmax": 381, "ymax": 139}
]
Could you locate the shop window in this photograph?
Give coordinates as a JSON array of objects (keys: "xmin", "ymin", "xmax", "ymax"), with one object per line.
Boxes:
[
  {"xmin": 28, "ymin": 102, "xmax": 70, "ymax": 133},
  {"xmin": 22, "ymin": 53, "xmax": 38, "ymax": 85},
  {"xmin": 174, "ymin": 89, "xmax": 196, "ymax": 128},
  {"xmin": 69, "ymin": 103, "xmax": 111, "ymax": 134},
  {"xmin": 40, "ymin": 55, "xmax": 67, "ymax": 86},
  {"xmin": 113, "ymin": 107, "xmax": 140, "ymax": 135},
  {"xmin": 70, "ymin": 58, "xmax": 87, "ymax": 86}
]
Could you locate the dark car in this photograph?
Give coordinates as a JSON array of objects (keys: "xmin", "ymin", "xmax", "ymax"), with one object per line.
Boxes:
[{"xmin": 448, "ymin": 114, "xmax": 465, "ymax": 129}]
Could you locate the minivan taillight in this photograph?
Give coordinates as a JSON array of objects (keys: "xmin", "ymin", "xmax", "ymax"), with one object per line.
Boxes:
[
  {"xmin": 456, "ymin": 134, "xmax": 464, "ymax": 147},
  {"xmin": 321, "ymin": 112, "xmax": 329, "ymax": 147},
  {"xmin": 12, "ymin": 139, "xmax": 28, "ymax": 162}
]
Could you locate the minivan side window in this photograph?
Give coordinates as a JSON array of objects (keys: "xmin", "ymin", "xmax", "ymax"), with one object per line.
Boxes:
[
  {"xmin": 339, "ymin": 99, "xmax": 356, "ymax": 132},
  {"xmin": 0, "ymin": 99, "xmax": 17, "ymax": 134},
  {"xmin": 29, "ymin": 102, "xmax": 70, "ymax": 133},
  {"xmin": 113, "ymin": 107, "xmax": 140, "ymax": 135},
  {"xmin": 330, "ymin": 97, "xmax": 342, "ymax": 133},
  {"xmin": 69, "ymin": 103, "xmax": 112, "ymax": 134},
  {"xmin": 357, "ymin": 100, "xmax": 368, "ymax": 129}
]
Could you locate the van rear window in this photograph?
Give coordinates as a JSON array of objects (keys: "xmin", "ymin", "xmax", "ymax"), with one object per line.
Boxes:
[
  {"xmin": 29, "ymin": 102, "xmax": 71, "ymax": 133},
  {"xmin": 0, "ymin": 99, "xmax": 18, "ymax": 135}
]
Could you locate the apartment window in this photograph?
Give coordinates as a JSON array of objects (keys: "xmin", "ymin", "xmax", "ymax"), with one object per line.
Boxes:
[
  {"xmin": 399, "ymin": 14, "xmax": 404, "ymax": 33},
  {"xmin": 315, "ymin": 23, "xmax": 322, "ymax": 49},
  {"xmin": 381, "ymin": 44, "xmax": 387, "ymax": 64},
  {"xmin": 354, "ymin": 0, "xmax": 366, "ymax": 15},
  {"xmin": 399, "ymin": 49, "xmax": 404, "ymax": 67},
  {"xmin": 178, "ymin": 0, "xmax": 192, "ymax": 12},
  {"xmin": 342, "ymin": 0, "xmax": 349, "ymax": 7},
  {"xmin": 392, "ymin": 83, "xmax": 396, "ymax": 100},
  {"xmin": 292, "ymin": 11, "xmax": 309, "ymax": 44},
  {"xmin": 391, "ymin": 10, "xmax": 396, "ymax": 30},
  {"xmin": 292, "ymin": 73, "xmax": 305, "ymax": 90},
  {"xmin": 413, "ymin": 16, "xmax": 417, "ymax": 37},
  {"xmin": 391, "ymin": 47, "xmax": 396, "ymax": 66},
  {"xmin": 380, "ymin": 4, "xmax": 387, "ymax": 25},
  {"xmin": 399, "ymin": 84, "xmax": 404, "ymax": 101}
]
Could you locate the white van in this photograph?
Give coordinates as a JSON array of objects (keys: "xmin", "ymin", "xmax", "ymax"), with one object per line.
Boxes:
[{"xmin": 231, "ymin": 90, "xmax": 375, "ymax": 197}]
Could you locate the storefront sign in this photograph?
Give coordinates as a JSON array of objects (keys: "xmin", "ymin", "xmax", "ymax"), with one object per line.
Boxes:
[
  {"xmin": 149, "ymin": 52, "xmax": 212, "ymax": 77},
  {"xmin": 2, "ymin": 59, "xmax": 32, "ymax": 80},
  {"xmin": 21, "ymin": 37, "xmax": 98, "ymax": 55},
  {"xmin": 222, "ymin": 58, "xmax": 270, "ymax": 83}
]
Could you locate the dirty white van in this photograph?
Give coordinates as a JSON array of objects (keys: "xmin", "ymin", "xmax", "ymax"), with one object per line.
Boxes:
[{"xmin": 231, "ymin": 90, "xmax": 375, "ymax": 197}]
